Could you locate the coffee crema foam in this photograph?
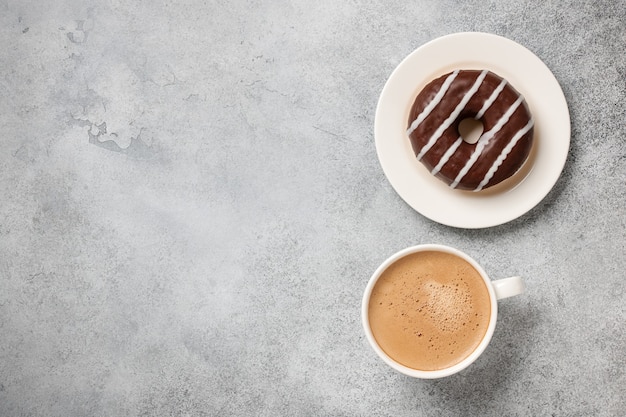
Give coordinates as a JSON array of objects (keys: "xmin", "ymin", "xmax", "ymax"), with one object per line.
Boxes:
[{"xmin": 368, "ymin": 251, "xmax": 491, "ymax": 371}]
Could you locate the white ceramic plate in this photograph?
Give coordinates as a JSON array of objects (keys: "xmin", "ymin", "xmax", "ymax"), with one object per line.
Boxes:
[{"xmin": 375, "ymin": 32, "xmax": 570, "ymax": 228}]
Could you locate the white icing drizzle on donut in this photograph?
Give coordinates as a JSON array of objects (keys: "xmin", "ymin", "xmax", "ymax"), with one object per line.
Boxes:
[
  {"xmin": 450, "ymin": 95, "xmax": 525, "ymax": 189},
  {"xmin": 407, "ymin": 70, "xmax": 459, "ymax": 136},
  {"xmin": 431, "ymin": 136, "xmax": 463, "ymax": 176},
  {"xmin": 475, "ymin": 79, "xmax": 507, "ymax": 120},
  {"xmin": 474, "ymin": 118, "xmax": 534, "ymax": 191},
  {"xmin": 415, "ymin": 70, "xmax": 488, "ymax": 161}
]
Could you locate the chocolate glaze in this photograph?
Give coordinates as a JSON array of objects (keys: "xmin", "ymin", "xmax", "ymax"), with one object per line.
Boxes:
[{"xmin": 407, "ymin": 70, "xmax": 534, "ymax": 191}]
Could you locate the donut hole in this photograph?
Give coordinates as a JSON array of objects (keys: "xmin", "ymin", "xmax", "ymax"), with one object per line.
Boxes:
[{"xmin": 458, "ymin": 118, "xmax": 484, "ymax": 145}]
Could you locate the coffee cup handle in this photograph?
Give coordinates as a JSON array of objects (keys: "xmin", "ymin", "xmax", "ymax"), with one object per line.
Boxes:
[{"xmin": 491, "ymin": 276, "xmax": 525, "ymax": 300}]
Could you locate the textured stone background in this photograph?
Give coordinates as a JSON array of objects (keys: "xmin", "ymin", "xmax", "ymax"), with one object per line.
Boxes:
[{"xmin": 1, "ymin": 0, "xmax": 624, "ymax": 416}]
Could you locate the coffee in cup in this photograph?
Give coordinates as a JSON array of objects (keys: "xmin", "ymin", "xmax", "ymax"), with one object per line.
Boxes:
[{"xmin": 362, "ymin": 244, "xmax": 524, "ymax": 378}]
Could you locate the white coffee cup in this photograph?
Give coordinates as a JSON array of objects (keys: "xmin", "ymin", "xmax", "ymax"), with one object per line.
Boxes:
[{"xmin": 361, "ymin": 244, "xmax": 524, "ymax": 379}]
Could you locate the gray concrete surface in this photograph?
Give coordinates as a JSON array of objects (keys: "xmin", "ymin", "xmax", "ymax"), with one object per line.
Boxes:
[{"xmin": 1, "ymin": 0, "xmax": 624, "ymax": 416}]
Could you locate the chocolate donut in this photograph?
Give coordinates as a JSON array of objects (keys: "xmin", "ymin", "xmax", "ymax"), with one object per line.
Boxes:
[{"xmin": 407, "ymin": 70, "xmax": 534, "ymax": 191}]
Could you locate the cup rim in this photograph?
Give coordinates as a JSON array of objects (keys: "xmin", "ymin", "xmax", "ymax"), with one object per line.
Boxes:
[{"xmin": 361, "ymin": 244, "xmax": 498, "ymax": 379}]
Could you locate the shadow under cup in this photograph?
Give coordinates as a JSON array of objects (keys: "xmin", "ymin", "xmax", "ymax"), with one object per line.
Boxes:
[{"xmin": 362, "ymin": 244, "xmax": 518, "ymax": 379}]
